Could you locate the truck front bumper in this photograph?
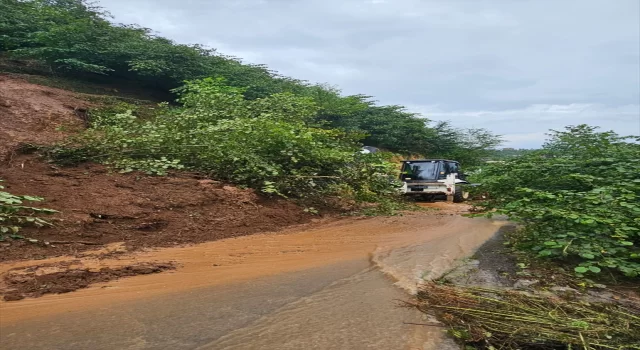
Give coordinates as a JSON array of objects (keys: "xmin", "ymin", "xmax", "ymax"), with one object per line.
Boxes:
[{"xmin": 399, "ymin": 183, "xmax": 450, "ymax": 195}]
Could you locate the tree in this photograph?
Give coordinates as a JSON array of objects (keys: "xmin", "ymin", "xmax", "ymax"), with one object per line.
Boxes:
[{"xmin": 2, "ymin": 0, "xmax": 502, "ymax": 167}]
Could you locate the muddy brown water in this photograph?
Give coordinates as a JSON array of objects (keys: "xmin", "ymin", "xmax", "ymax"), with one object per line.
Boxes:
[{"xmin": 0, "ymin": 207, "xmax": 506, "ymax": 349}]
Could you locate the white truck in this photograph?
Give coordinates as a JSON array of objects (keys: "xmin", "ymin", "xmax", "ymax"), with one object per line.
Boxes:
[{"xmin": 399, "ymin": 159, "xmax": 470, "ymax": 202}]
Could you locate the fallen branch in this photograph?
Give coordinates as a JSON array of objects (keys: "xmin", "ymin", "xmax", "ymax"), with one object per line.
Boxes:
[{"xmin": 413, "ymin": 282, "xmax": 640, "ymax": 350}]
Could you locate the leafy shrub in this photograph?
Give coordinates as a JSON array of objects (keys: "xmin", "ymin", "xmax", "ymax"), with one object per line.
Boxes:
[
  {"xmin": 0, "ymin": 180, "xmax": 57, "ymax": 240},
  {"xmin": 52, "ymin": 78, "xmax": 403, "ymax": 208},
  {"xmin": 477, "ymin": 125, "xmax": 640, "ymax": 277}
]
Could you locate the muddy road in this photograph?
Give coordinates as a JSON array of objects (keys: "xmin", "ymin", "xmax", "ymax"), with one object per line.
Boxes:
[{"xmin": 0, "ymin": 205, "xmax": 505, "ymax": 350}]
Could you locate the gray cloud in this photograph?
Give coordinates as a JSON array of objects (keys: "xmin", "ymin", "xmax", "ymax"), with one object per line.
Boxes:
[{"xmin": 97, "ymin": 0, "xmax": 640, "ymax": 147}]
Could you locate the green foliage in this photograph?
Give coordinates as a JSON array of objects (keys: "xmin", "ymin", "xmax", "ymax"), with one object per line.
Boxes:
[
  {"xmin": 0, "ymin": 180, "xmax": 57, "ymax": 240},
  {"xmin": 335, "ymin": 105, "xmax": 434, "ymax": 154},
  {"xmin": 489, "ymin": 148, "xmax": 536, "ymax": 160},
  {"xmin": 430, "ymin": 122, "xmax": 503, "ymax": 166},
  {"xmin": 477, "ymin": 125, "xmax": 640, "ymax": 277},
  {"xmin": 1, "ymin": 0, "xmax": 500, "ymax": 166},
  {"xmin": 52, "ymin": 79, "xmax": 405, "ymax": 209},
  {"xmin": 0, "ymin": 0, "xmax": 299, "ymax": 94}
]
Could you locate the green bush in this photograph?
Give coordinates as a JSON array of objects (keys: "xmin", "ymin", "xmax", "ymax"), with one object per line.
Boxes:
[
  {"xmin": 52, "ymin": 78, "xmax": 403, "ymax": 207},
  {"xmin": 0, "ymin": 180, "xmax": 57, "ymax": 240},
  {"xmin": 477, "ymin": 125, "xmax": 640, "ymax": 277}
]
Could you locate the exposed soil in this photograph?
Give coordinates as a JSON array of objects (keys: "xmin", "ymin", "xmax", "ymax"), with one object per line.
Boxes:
[
  {"xmin": 1, "ymin": 261, "xmax": 175, "ymax": 301},
  {"xmin": 416, "ymin": 201, "xmax": 474, "ymax": 215},
  {"xmin": 0, "ymin": 156, "xmax": 313, "ymax": 262},
  {"xmin": 0, "ymin": 74, "xmax": 90, "ymax": 161},
  {"xmin": 0, "ymin": 73, "xmax": 313, "ymax": 262}
]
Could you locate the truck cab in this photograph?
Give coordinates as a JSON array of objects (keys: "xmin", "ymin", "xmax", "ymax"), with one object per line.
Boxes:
[{"xmin": 399, "ymin": 159, "xmax": 469, "ymax": 202}]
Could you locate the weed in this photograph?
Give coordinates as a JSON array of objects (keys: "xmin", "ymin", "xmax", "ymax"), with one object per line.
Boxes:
[{"xmin": 0, "ymin": 180, "xmax": 57, "ymax": 241}]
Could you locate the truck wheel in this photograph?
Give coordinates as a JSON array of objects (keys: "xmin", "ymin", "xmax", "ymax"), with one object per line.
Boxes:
[{"xmin": 453, "ymin": 187, "xmax": 469, "ymax": 203}]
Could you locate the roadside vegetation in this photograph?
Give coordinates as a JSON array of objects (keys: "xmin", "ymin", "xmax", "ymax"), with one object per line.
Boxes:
[
  {"xmin": 49, "ymin": 77, "xmax": 406, "ymax": 210},
  {"xmin": 0, "ymin": 180, "xmax": 56, "ymax": 241},
  {"xmin": 476, "ymin": 125, "xmax": 640, "ymax": 278},
  {"xmin": 1, "ymin": 0, "xmax": 501, "ymax": 215},
  {"xmin": 408, "ymin": 126, "xmax": 640, "ymax": 350}
]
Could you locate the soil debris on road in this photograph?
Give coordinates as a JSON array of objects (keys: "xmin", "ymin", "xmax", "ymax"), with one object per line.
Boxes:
[
  {"xmin": 1, "ymin": 261, "xmax": 175, "ymax": 301},
  {"xmin": 0, "ymin": 213, "xmax": 502, "ymax": 326}
]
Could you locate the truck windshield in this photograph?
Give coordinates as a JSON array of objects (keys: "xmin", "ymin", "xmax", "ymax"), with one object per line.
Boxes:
[{"xmin": 402, "ymin": 162, "xmax": 439, "ymax": 180}]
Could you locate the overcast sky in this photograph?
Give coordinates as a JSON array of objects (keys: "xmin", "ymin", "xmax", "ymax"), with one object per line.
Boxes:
[{"xmin": 97, "ymin": 0, "xmax": 640, "ymax": 148}]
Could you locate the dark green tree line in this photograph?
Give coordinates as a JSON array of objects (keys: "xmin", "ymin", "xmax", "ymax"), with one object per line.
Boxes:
[{"xmin": 0, "ymin": 0, "xmax": 501, "ymax": 161}]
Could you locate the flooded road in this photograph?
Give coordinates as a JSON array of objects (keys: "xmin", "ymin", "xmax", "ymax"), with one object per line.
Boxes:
[{"xmin": 0, "ymin": 207, "xmax": 505, "ymax": 349}]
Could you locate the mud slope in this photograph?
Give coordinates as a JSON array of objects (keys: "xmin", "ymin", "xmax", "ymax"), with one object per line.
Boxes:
[
  {"xmin": 0, "ymin": 74, "xmax": 89, "ymax": 161},
  {"xmin": 0, "ymin": 74, "xmax": 312, "ymax": 262},
  {"xmin": 0, "ymin": 156, "xmax": 312, "ymax": 262}
]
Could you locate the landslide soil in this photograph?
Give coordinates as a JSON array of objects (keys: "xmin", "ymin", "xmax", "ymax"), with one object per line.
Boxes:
[
  {"xmin": 1, "ymin": 261, "xmax": 175, "ymax": 301},
  {"xmin": 0, "ymin": 74, "xmax": 313, "ymax": 262},
  {"xmin": 0, "ymin": 159, "xmax": 312, "ymax": 262},
  {"xmin": 0, "ymin": 73, "xmax": 88, "ymax": 161}
]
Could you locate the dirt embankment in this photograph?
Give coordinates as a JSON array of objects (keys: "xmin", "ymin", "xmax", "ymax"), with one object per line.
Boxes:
[
  {"xmin": 0, "ymin": 74, "xmax": 89, "ymax": 161},
  {"xmin": 0, "ymin": 158, "xmax": 312, "ymax": 262},
  {"xmin": 0, "ymin": 73, "xmax": 314, "ymax": 295}
]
